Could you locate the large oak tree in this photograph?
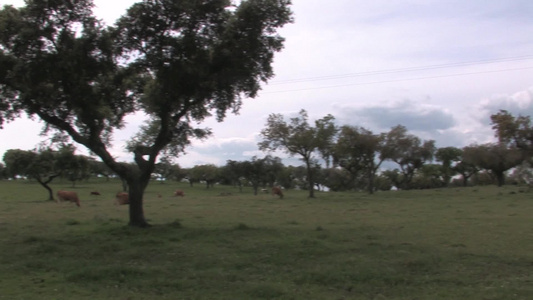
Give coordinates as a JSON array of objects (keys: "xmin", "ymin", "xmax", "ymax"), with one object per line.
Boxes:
[{"xmin": 0, "ymin": 0, "xmax": 292, "ymax": 227}]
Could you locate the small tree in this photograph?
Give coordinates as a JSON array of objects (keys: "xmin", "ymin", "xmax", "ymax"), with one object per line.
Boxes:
[
  {"xmin": 454, "ymin": 160, "xmax": 478, "ymax": 187},
  {"xmin": 435, "ymin": 146, "xmax": 462, "ymax": 187},
  {"xmin": 463, "ymin": 143, "xmax": 523, "ymax": 187},
  {"xmin": 221, "ymin": 160, "xmax": 246, "ymax": 191},
  {"xmin": 56, "ymin": 145, "xmax": 91, "ymax": 187},
  {"xmin": 3, "ymin": 148, "xmax": 61, "ymax": 200},
  {"xmin": 380, "ymin": 125, "xmax": 436, "ymax": 189},
  {"xmin": 259, "ymin": 110, "xmax": 335, "ymax": 198},
  {"xmin": 242, "ymin": 157, "xmax": 267, "ymax": 195},
  {"xmin": 333, "ymin": 126, "xmax": 384, "ymax": 194},
  {"xmin": 188, "ymin": 164, "xmax": 219, "ymax": 189},
  {"xmin": 491, "ymin": 110, "xmax": 533, "ymax": 154},
  {"xmin": 153, "ymin": 156, "xmax": 180, "ymax": 183}
]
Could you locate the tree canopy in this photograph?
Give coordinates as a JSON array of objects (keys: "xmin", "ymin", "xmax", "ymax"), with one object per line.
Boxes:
[
  {"xmin": 0, "ymin": 0, "xmax": 293, "ymax": 226},
  {"xmin": 258, "ymin": 109, "xmax": 336, "ymax": 198}
]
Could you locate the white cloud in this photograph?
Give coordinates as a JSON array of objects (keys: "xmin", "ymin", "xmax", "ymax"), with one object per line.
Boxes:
[
  {"xmin": 2, "ymin": 0, "xmax": 533, "ymax": 169},
  {"xmin": 477, "ymin": 86, "xmax": 533, "ymax": 123}
]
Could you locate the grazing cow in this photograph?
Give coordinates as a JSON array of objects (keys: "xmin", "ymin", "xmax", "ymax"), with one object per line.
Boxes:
[
  {"xmin": 271, "ymin": 186, "xmax": 283, "ymax": 199},
  {"xmin": 115, "ymin": 192, "xmax": 129, "ymax": 205},
  {"xmin": 90, "ymin": 191, "xmax": 101, "ymax": 196},
  {"xmin": 56, "ymin": 190, "xmax": 81, "ymax": 207},
  {"xmin": 174, "ymin": 190, "xmax": 185, "ymax": 197}
]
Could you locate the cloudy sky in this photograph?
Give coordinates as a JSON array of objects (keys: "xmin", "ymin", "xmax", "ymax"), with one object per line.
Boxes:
[{"xmin": 1, "ymin": 0, "xmax": 533, "ymax": 168}]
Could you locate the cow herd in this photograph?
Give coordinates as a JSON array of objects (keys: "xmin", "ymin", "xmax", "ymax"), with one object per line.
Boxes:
[{"xmin": 55, "ymin": 186, "xmax": 284, "ymax": 207}]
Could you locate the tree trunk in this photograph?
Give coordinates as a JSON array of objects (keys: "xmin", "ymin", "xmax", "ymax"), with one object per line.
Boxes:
[
  {"xmin": 367, "ymin": 170, "xmax": 375, "ymax": 195},
  {"xmin": 443, "ymin": 174, "xmax": 451, "ymax": 187},
  {"xmin": 495, "ymin": 171, "xmax": 505, "ymax": 187},
  {"xmin": 35, "ymin": 175, "xmax": 60, "ymax": 201},
  {"xmin": 37, "ymin": 181, "xmax": 54, "ymax": 201},
  {"xmin": 461, "ymin": 174, "xmax": 468, "ymax": 187},
  {"xmin": 127, "ymin": 178, "xmax": 150, "ymax": 227},
  {"xmin": 305, "ymin": 159, "xmax": 315, "ymax": 198}
]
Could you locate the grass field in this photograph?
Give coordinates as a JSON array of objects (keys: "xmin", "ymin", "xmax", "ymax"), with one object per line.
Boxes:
[{"xmin": 0, "ymin": 179, "xmax": 531, "ymax": 299}]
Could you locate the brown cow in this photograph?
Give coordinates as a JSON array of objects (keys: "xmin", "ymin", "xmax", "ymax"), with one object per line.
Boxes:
[
  {"xmin": 174, "ymin": 190, "xmax": 185, "ymax": 197},
  {"xmin": 115, "ymin": 192, "xmax": 129, "ymax": 205},
  {"xmin": 56, "ymin": 190, "xmax": 81, "ymax": 207},
  {"xmin": 271, "ymin": 186, "xmax": 283, "ymax": 199}
]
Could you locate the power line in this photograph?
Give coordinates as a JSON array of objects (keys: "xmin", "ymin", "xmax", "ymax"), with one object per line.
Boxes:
[
  {"xmin": 268, "ymin": 55, "xmax": 533, "ymax": 85},
  {"xmin": 262, "ymin": 66, "xmax": 533, "ymax": 94}
]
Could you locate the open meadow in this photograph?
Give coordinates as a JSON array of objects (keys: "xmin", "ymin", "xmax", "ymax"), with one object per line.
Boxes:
[{"xmin": 0, "ymin": 179, "xmax": 531, "ymax": 299}]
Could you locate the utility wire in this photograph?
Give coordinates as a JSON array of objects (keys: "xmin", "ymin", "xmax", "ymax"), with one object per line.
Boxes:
[
  {"xmin": 268, "ymin": 55, "xmax": 533, "ymax": 85},
  {"xmin": 262, "ymin": 66, "xmax": 533, "ymax": 94}
]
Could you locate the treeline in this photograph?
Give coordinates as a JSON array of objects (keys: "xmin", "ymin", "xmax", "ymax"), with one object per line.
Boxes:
[{"xmin": 1, "ymin": 110, "xmax": 532, "ymax": 196}]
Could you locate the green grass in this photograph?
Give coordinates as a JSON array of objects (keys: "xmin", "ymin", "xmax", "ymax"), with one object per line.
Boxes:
[{"xmin": 0, "ymin": 179, "xmax": 531, "ymax": 299}]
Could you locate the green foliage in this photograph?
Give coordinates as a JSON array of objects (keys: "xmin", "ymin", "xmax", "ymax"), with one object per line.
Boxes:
[
  {"xmin": 463, "ymin": 143, "xmax": 524, "ymax": 186},
  {"xmin": 380, "ymin": 125, "xmax": 436, "ymax": 189},
  {"xmin": 0, "ymin": 0, "xmax": 293, "ymax": 226},
  {"xmin": 259, "ymin": 110, "xmax": 336, "ymax": 197},
  {"xmin": 333, "ymin": 126, "xmax": 383, "ymax": 193},
  {"xmin": 435, "ymin": 146, "xmax": 463, "ymax": 186},
  {"xmin": 491, "ymin": 110, "xmax": 533, "ymax": 152}
]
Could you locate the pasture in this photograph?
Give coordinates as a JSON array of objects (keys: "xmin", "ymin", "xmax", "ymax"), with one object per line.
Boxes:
[{"xmin": 0, "ymin": 179, "xmax": 531, "ymax": 299}]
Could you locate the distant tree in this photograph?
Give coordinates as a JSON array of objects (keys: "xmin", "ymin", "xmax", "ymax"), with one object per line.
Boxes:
[
  {"xmin": 88, "ymin": 159, "xmax": 114, "ymax": 181},
  {"xmin": 0, "ymin": 163, "xmax": 6, "ymax": 179},
  {"xmin": 333, "ymin": 126, "xmax": 384, "ymax": 194},
  {"xmin": 381, "ymin": 169, "xmax": 402, "ymax": 189},
  {"xmin": 188, "ymin": 164, "xmax": 219, "ymax": 189},
  {"xmin": 3, "ymin": 149, "xmax": 32, "ymax": 180},
  {"xmin": 261, "ymin": 155, "xmax": 284, "ymax": 188},
  {"xmin": 167, "ymin": 164, "xmax": 186, "ymax": 183},
  {"xmin": 471, "ymin": 170, "xmax": 497, "ymax": 186},
  {"xmin": 153, "ymin": 156, "xmax": 180, "ymax": 183},
  {"xmin": 221, "ymin": 160, "xmax": 246, "ymax": 191},
  {"xmin": 508, "ymin": 160, "xmax": 533, "ymax": 185},
  {"xmin": 490, "ymin": 110, "xmax": 533, "ymax": 185},
  {"xmin": 380, "ymin": 125, "xmax": 436, "ymax": 189},
  {"xmin": 411, "ymin": 164, "xmax": 444, "ymax": 189},
  {"xmin": 276, "ymin": 165, "xmax": 297, "ymax": 190},
  {"xmin": 56, "ymin": 145, "xmax": 91, "ymax": 187},
  {"xmin": 315, "ymin": 115, "xmax": 338, "ymax": 168},
  {"xmin": 259, "ymin": 110, "xmax": 335, "ymax": 198},
  {"xmin": 3, "ymin": 148, "xmax": 61, "ymax": 200},
  {"xmin": 491, "ymin": 110, "xmax": 533, "ymax": 154},
  {"xmin": 242, "ymin": 157, "xmax": 267, "ymax": 195},
  {"xmin": 453, "ymin": 160, "xmax": 478, "ymax": 187},
  {"xmin": 320, "ymin": 167, "xmax": 353, "ymax": 192},
  {"xmin": 0, "ymin": 0, "xmax": 292, "ymax": 227},
  {"xmin": 462, "ymin": 143, "xmax": 523, "ymax": 187},
  {"xmin": 435, "ymin": 146, "xmax": 462, "ymax": 187},
  {"xmin": 374, "ymin": 174, "xmax": 393, "ymax": 191}
]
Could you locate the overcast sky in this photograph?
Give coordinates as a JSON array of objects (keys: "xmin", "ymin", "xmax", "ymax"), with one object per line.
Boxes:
[{"xmin": 1, "ymin": 0, "xmax": 533, "ymax": 168}]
